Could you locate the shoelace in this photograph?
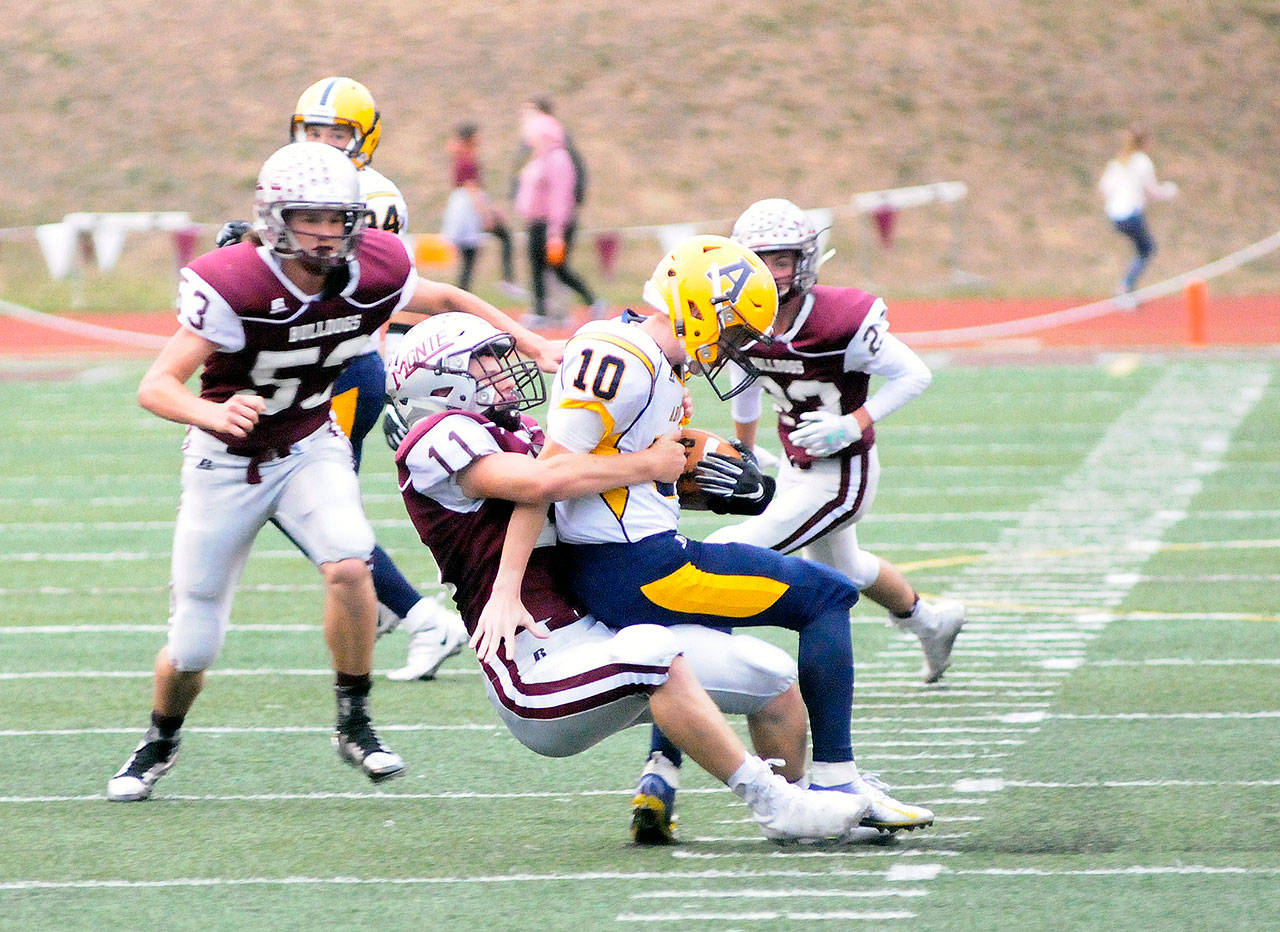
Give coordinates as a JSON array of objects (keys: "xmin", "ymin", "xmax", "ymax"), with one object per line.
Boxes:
[
  {"xmin": 126, "ymin": 739, "xmax": 176, "ymax": 775},
  {"xmin": 340, "ymin": 716, "xmax": 387, "ymax": 754}
]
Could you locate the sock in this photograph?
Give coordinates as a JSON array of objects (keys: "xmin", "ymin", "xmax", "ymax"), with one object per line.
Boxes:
[
  {"xmin": 797, "ymin": 605, "xmax": 855, "ymax": 764},
  {"xmin": 892, "ymin": 595, "xmax": 921, "ymax": 620},
  {"xmin": 810, "ymin": 760, "xmax": 857, "ymax": 788},
  {"xmin": 727, "ymin": 755, "xmax": 773, "ymax": 798},
  {"xmin": 370, "ymin": 546, "xmax": 422, "ymax": 619},
  {"xmin": 150, "ymin": 711, "xmax": 184, "ymax": 741},
  {"xmin": 648, "ymin": 725, "xmax": 683, "ymax": 768},
  {"xmin": 642, "ymin": 750, "xmax": 681, "ymax": 789},
  {"xmin": 335, "ymin": 672, "xmax": 371, "ymax": 695}
]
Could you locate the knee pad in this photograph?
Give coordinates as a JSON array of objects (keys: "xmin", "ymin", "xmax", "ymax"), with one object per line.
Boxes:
[
  {"xmin": 166, "ymin": 601, "xmax": 226, "ymax": 672},
  {"xmin": 846, "ymin": 547, "xmax": 882, "ymax": 589}
]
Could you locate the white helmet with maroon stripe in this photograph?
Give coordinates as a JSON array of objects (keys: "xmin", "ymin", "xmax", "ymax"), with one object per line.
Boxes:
[
  {"xmin": 385, "ymin": 313, "xmax": 544, "ymax": 443},
  {"xmin": 730, "ymin": 198, "xmax": 820, "ymax": 301},
  {"xmin": 253, "ymin": 142, "xmax": 367, "ymax": 268}
]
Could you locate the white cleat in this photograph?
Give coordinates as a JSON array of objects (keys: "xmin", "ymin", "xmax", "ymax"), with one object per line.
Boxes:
[
  {"xmin": 387, "ymin": 598, "xmax": 469, "ymax": 681},
  {"xmin": 746, "ymin": 772, "xmax": 871, "ymax": 844},
  {"xmin": 918, "ymin": 599, "xmax": 965, "ymax": 683},
  {"xmin": 814, "ymin": 772, "xmax": 934, "ymax": 833}
]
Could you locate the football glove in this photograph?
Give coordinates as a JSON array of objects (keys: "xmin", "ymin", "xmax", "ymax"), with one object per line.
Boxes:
[
  {"xmin": 215, "ymin": 220, "xmax": 252, "ymax": 248},
  {"xmin": 790, "ymin": 410, "xmax": 861, "ymax": 457},
  {"xmin": 695, "ymin": 443, "xmax": 775, "ymax": 515},
  {"xmin": 383, "ymin": 401, "xmax": 410, "ymax": 451}
]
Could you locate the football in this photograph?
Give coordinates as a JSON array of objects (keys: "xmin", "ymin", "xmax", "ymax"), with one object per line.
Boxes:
[{"xmin": 676, "ymin": 427, "xmax": 741, "ymax": 511}]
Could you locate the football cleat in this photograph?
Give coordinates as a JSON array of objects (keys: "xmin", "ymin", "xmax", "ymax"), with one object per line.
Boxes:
[
  {"xmin": 630, "ymin": 752, "xmax": 679, "ymax": 844},
  {"xmin": 333, "ymin": 718, "xmax": 405, "ymax": 784},
  {"xmin": 334, "ymin": 687, "xmax": 405, "ymax": 784},
  {"xmin": 387, "ymin": 599, "xmax": 469, "ymax": 681},
  {"xmin": 918, "ymin": 599, "xmax": 966, "ymax": 683},
  {"xmin": 813, "ymin": 772, "xmax": 934, "ymax": 833},
  {"xmin": 107, "ymin": 727, "xmax": 180, "ymax": 802},
  {"xmin": 746, "ymin": 772, "xmax": 870, "ymax": 844}
]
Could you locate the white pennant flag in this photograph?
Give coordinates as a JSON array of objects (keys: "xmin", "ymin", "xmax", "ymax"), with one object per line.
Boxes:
[{"xmin": 35, "ymin": 223, "xmax": 77, "ymax": 280}]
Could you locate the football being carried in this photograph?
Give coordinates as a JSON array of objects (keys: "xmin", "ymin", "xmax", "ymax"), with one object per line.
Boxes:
[{"xmin": 676, "ymin": 427, "xmax": 774, "ymax": 514}]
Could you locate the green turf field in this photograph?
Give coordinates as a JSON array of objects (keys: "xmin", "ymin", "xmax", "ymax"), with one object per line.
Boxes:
[{"xmin": 1, "ymin": 353, "xmax": 1277, "ymax": 930}]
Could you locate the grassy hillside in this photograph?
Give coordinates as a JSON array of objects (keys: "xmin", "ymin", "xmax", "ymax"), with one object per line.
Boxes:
[{"xmin": 4, "ymin": 0, "xmax": 1279, "ymax": 303}]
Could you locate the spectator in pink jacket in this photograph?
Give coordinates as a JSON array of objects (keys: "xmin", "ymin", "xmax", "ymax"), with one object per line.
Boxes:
[{"xmin": 515, "ymin": 110, "xmax": 598, "ymax": 321}]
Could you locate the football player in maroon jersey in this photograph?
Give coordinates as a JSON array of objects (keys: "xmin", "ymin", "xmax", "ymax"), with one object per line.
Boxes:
[
  {"xmin": 715, "ymin": 198, "xmax": 965, "ymax": 682},
  {"xmin": 108, "ymin": 143, "xmax": 412, "ymax": 801},
  {"xmin": 383, "ymin": 312, "xmax": 872, "ymax": 845}
]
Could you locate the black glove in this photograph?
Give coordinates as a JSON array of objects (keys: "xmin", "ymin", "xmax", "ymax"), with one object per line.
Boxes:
[
  {"xmin": 215, "ymin": 220, "xmax": 252, "ymax": 248},
  {"xmin": 382, "ymin": 401, "xmax": 410, "ymax": 451},
  {"xmin": 695, "ymin": 446, "xmax": 776, "ymax": 516}
]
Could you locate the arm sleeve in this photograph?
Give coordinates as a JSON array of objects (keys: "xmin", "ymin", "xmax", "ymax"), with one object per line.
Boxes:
[
  {"xmin": 730, "ymin": 377, "xmax": 763, "ymax": 424},
  {"xmin": 842, "ymin": 299, "xmax": 932, "ymax": 423}
]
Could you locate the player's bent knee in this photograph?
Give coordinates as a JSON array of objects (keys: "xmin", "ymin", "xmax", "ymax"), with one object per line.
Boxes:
[
  {"xmin": 607, "ymin": 623, "xmax": 681, "ymax": 667},
  {"xmin": 846, "ymin": 547, "xmax": 882, "ymax": 589},
  {"xmin": 321, "ymin": 557, "xmax": 373, "ymax": 589}
]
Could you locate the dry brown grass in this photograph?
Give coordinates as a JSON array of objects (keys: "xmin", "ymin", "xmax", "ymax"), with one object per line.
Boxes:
[{"xmin": 5, "ymin": 0, "xmax": 1279, "ymax": 301}]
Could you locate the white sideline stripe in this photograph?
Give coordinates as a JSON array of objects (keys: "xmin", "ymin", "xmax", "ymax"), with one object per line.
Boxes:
[
  {"xmin": 954, "ymin": 866, "xmax": 1280, "ymax": 877},
  {"xmin": 616, "ymin": 910, "xmax": 916, "ymax": 922},
  {"xmin": 672, "ymin": 850, "xmax": 961, "ymax": 862},
  {"xmin": 0, "ymin": 668, "xmax": 478, "ymax": 681},
  {"xmin": 0, "ymin": 866, "xmax": 925, "ymax": 890},
  {"xmin": 631, "ymin": 888, "xmax": 927, "ymax": 899},
  {"xmin": 2, "ymin": 865, "xmax": 1273, "ymax": 892},
  {"xmin": 864, "ymin": 363, "xmax": 1272, "ymax": 860},
  {"xmin": 0, "ymin": 724, "xmax": 500, "ymax": 737},
  {"xmin": 7, "ymin": 538, "xmax": 1276, "ymax": 564}
]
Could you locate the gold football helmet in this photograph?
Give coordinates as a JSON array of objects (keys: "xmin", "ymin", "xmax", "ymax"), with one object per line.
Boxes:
[
  {"xmin": 643, "ymin": 235, "xmax": 777, "ymax": 400},
  {"xmin": 291, "ymin": 77, "xmax": 382, "ymax": 168}
]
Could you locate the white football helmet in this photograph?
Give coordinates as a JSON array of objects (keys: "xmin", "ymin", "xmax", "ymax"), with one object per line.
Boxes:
[
  {"xmin": 252, "ymin": 142, "xmax": 368, "ymax": 268},
  {"xmin": 730, "ymin": 198, "xmax": 820, "ymax": 301},
  {"xmin": 385, "ymin": 312, "xmax": 545, "ymax": 437}
]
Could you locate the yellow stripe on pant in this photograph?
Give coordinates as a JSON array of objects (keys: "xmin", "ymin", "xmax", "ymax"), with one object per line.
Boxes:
[
  {"xmin": 330, "ymin": 386, "xmax": 359, "ymax": 439},
  {"xmin": 640, "ymin": 562, "xmax": 789, "ymax": 617}
]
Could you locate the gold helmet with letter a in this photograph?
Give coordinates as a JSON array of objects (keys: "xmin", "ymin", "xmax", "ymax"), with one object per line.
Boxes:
[
  {"xmin": 643, "ymin": 235, "xmax": 777, "ymax": 400},
  {"xmin": 291, "ymin": 77, "xmax": 382, "ymax": 168}
]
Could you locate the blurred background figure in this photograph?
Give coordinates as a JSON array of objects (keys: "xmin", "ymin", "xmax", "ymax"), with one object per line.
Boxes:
[
  {"xmin": 442, "ymin": 121, "xmax": 519, "ymax": 295},
  {"xmin": 513, "ymin": 100, "xmax": 600, "ymax": 322},
  {"xmin": 1099, "ymin": 126, "xmax": 1178, "ymax": 304}
]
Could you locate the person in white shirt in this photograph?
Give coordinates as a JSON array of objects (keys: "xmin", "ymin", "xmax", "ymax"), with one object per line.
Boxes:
[{"xmin": 1099, "ymin": 126, "xmax": 1178, "ymax": 299}]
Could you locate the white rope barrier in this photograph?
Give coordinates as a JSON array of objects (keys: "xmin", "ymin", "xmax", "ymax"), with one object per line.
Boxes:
[
  {"xmin": 902, "ymin": 229, "xmax": 1280, "ymax": 345},
  {"xmin": 0, "ymin": 298, "xmax": 169, "ymax": 349}
]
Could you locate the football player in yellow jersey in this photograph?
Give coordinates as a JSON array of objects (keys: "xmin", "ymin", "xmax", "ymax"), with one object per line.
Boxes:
[{"xmin": 487, "ymin": 235, "xmax": 936, "ymax": 843}]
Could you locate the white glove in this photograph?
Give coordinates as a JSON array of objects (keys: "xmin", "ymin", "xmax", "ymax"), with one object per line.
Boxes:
[{"xmin": 789, "ymin": 410, "xmax": 861, "ymax": 457}]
